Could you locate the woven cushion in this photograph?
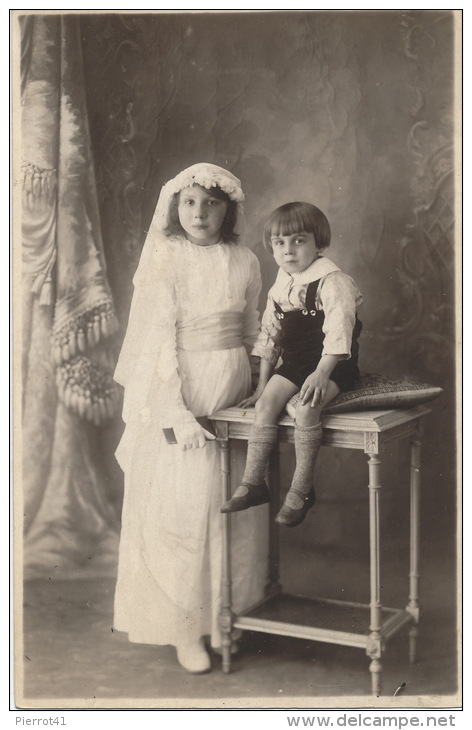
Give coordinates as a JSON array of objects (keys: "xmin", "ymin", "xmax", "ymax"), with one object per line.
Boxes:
[{"xmin": 285, "ymin": 373, "xmax": 443, "ymax": 418}]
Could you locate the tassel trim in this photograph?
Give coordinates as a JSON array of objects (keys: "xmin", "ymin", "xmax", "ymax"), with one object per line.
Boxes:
[
  {"xmin": 22, "ymin": 163, "xmax": 57, "ymax": 212},
  {"xmin": 56, "ymin": 356, "xmax": 120, "ymax": 426},
  {"xmin": 52, "ymin": 302, "xmax": 119, "ymax": 364}
]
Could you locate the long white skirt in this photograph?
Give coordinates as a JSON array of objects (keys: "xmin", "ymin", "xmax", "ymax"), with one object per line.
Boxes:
[{"xmin": 114, "ymin": 346, "xmax": 268, "ymax": 648}]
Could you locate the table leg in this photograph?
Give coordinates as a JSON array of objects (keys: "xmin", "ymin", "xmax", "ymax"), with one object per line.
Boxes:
[
  {"xmin": 219, "ymin": 439, "xmax": 233, "ymax": 673},
  {"xmin": 367, "ymin": 453, "xmax": 383, "ymax": 696},
  {"xmin": 267, "ymin": 445, "xmax": 282, "ymax": 595},
  {"xmin": 407, "ymin": 435, "xmax": 421, "ymax": 663}
]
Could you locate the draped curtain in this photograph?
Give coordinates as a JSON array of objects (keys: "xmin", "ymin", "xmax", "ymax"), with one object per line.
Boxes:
[{"xmin": 21, "ymin": 14, "xmax": 121, "ymax": 579}]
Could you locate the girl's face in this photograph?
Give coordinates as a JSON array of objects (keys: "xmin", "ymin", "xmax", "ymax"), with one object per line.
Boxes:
[
  {"xmin": 177, "ymin": 184, "xmax": 228, "ymax": 246},
  {"xmin": 270, "ymin": 231, "xmax": 321, "ymax": 274}
]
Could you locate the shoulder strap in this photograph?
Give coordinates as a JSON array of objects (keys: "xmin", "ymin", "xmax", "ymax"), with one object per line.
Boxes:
[{"xmin": 305, "ymin": 280, "xmax": 320, "ymax": 311}]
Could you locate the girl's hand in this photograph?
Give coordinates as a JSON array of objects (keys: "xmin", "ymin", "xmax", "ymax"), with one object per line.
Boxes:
[
  {"xmin": 299, "ymin": 370, "xmax": 331, "ymax": 407},
  {"xmin": 173, "ymin": 420, "xmax": 216, "ymax": 450}
]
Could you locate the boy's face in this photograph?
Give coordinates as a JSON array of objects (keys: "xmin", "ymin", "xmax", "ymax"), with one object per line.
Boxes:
[
  {"xmin": 270, "ymin": 231, "xmax": 321, "ymax": 274},
  {"xmin": 178, "ymin": 184, "xmax": 228, "ymax": 246}
]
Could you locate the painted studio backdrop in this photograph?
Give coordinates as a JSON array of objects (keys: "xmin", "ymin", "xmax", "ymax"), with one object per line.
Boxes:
[{"xmin": 21, "ymin": 11, "xmax": 456, "ymax": 620}]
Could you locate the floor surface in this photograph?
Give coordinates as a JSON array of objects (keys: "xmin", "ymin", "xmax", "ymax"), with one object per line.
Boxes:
[{"xmin": 18, "ymin": 546, "xmax": 460, "ymax": 709}]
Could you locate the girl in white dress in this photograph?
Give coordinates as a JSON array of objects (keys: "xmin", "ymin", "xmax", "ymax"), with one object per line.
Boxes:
[{"xmin": 113, "ymin": 163, "xmax": 267, "ymax": 674}]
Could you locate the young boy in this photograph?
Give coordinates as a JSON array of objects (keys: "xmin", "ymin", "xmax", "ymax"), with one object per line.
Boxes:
[{"xmin": 221, "ymin": 201, "xmax": 362, "ymax": 527}]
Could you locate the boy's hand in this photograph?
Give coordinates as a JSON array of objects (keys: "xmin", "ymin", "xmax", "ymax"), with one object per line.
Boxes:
[
  {"xmin": 238, "ymin": 384, "xmax": 266, "ymax": 409},
  {"xmin": 300, "ymin": 370, "xmax": 331, "ymax": 407},
  {"xmin": 300, "ymin": 355, "xmax": 340, "ymax": 407},
  {"xmin": 238, "ymin": 358, "xmax": 273, "ymax": 408}
]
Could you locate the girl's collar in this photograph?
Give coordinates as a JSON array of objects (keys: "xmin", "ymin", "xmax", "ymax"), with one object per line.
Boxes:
[{"xmin": 183, "ymin": 236, "xmax": 223, "ymax": 249}]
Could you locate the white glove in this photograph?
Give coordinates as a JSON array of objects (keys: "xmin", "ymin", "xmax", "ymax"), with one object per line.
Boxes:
[{"xmin": 173, "ymin": 419, "xmax": 216, "ymax": 451}]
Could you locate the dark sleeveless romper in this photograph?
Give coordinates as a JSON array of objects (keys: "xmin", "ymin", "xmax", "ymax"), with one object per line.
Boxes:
[{"xmin": 273, "ymin": 278, "xmax": 362, "ymax": 391}]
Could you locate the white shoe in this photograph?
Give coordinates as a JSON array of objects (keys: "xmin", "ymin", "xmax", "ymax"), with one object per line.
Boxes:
[{"xmin": 176, "ymin": 638, "xmax": 211, "ymax": 674}]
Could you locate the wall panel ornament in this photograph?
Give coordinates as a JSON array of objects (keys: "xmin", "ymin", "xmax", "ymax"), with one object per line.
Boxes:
[{"xmin": 384, "ymin": 12, "xmax": 455, "ymax": 378}]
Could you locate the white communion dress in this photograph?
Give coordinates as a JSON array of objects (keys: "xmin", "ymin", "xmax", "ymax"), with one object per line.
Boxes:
[{"xmin": 113, "ymin": 235, "xmax": 268, "ymax": 649}]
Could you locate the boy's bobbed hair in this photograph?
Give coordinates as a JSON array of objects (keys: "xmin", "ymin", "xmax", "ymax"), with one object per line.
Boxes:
[
  {"xmin": 262, "ymin": 202, "xmax": 331, "ymax": 252},
  {"xmin": 166, "ymin": 184, "xmax": 239, "ymax": 244}
]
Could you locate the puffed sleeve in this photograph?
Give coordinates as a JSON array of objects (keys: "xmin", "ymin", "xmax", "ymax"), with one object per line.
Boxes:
[
  {"xmin": 317, "ymin": 271, "xmax": 362, "ymax": 359},
  {"xmin": 251, "ymin": 287, "xmax": 282, "ymax": 367},
  {"xmin": 242, "ymin": 250, "xmax": 262, "ymax": 350}
]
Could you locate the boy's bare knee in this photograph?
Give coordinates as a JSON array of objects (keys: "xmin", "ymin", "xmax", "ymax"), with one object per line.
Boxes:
[
  {"xmin": 295, "ymin": 401, "xmax": 321, "ymax": 426},
  {"xmin": 255, "ymin": 393, "xmax": 279, "ymax": 424},
  {"xmin": 255, "ymin": 397, "xmax": 271, "ymax": 420}
]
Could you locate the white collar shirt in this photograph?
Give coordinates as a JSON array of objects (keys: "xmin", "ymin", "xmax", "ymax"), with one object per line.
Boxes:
[{"xmin": 252, "ymin": 256, "xmax": 363, "ymax": 367}]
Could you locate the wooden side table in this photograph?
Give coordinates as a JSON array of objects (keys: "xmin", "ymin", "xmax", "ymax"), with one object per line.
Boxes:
[{"xmin": 209, "ymin": 405, "xmax": 430, "ymax": 696}]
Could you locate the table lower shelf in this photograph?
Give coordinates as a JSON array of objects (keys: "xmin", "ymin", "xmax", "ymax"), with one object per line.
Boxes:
[{"xmin": 233, "ymin": 593, "xmax": 415, "ymax": 650}]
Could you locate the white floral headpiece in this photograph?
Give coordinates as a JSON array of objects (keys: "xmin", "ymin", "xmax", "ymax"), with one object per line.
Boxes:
[
  {"xmin": 151, "ymin": 162, "xmax": 245, "ymax": 233},
  {"xmin": 162, "ymin": 163, "xmax": 244, "ymax": 203}
]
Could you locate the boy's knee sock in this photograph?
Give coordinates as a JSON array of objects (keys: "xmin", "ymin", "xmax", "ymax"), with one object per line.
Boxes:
[
  {"xmin": 241, "ymin": 424, "xmax": 279, "ymax": 486},
  {"xmin": 289, "ymin": 423, "xmax": 323, "ymax": 497}
]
